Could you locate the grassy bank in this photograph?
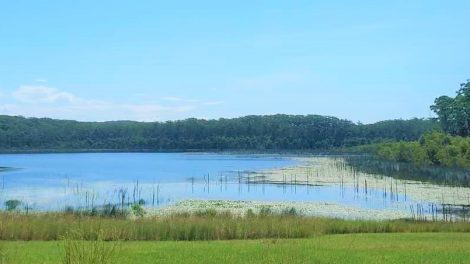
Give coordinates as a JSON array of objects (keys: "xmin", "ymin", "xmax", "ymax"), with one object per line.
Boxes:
[
  {"xmin": 2, "ymin": 212, "xmax": 470, "ymax": 241},
  {"xmin": 1, "ymin": 233, "xmax": 470, "ymax": 263}
]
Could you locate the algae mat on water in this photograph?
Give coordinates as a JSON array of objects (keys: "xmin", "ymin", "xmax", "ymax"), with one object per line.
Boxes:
[{"xmin": 2, "ymin": 233, "xmax": 470, "ymax": 264}]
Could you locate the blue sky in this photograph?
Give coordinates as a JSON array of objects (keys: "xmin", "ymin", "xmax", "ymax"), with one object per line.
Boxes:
[{"xmin": 0, "ymin": 0, "xmax": 468, "ymax": 123}]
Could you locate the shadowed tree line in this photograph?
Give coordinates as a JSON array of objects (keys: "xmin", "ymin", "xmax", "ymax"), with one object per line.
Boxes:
[{"xmin": 0, "ymin": 114, "xmax": 436, "ymax": 151}]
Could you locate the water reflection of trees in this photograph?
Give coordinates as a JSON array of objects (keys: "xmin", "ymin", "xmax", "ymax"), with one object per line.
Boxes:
[{"xmin": 345, "ymin": 155, "xmax": 470, "ymax": 187}]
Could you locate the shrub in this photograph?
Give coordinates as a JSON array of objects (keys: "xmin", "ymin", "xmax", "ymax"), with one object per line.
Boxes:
[
  {"xmin": 246, "ymin": 209, "xmax": 256, "ymax": 218},
  {"xmin": 4, "ymin": 200, "xmax": 22, "ymax": 212},
  {"xmin": 259, "ymin": 206, "xmax": 272, "ymax": 216},
  {"xmin": 281, "ymin": 207, "xmax": 299, "ymax": 216},
  {"xmin": 131, "ymin": 204, "xmax": 145, "ymax": 218}
]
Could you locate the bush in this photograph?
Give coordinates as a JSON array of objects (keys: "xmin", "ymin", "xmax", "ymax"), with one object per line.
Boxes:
[
  {"xmin": 4, "ymin": 200, "xmax": 22, "ymax": 212},
  {"xmin": 131, "ymin": 204, "xmax": 145, "ymax": 218},
  {"xmin": 374, "ymin": 132, "xmax": 470, "ymax": 168},
  {"xmin": 259, "ymin": 206, "xmax": 272, "ymax": 216},
  {"xmin": 246, "ymin": 209, "xmax": 256, "ymax": 218},
  {"xmin": 281, "ymin": 207, "xmax": 299, "ymax": 216}
]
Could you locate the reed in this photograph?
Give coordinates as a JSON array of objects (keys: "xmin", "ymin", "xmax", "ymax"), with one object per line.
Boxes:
[
  {"xmin": 0, "ymin": 244, "xmax": 7, "ymax": 264},
  {"xmin": 62, "ymin": 229, "xmax": 119, "ymax": 264},
  {"xmin": 1, "ymin": 212, "xmax": 470, "ymax": 241}
]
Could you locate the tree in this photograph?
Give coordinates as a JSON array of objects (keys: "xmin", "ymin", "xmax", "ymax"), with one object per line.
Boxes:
[
  {"xmin": 5, "ymin": 199, "xmax": 22, "ymax": 211},
  {"xmin": 0, "ymin": 114, "xmax": 436, "ymax": 151},
  {"xmin": 431, "ymin": 80, "xmax": 470, "ymax": 136}
]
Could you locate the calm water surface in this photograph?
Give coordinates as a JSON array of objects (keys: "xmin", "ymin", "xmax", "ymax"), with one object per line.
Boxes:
[{"xmin": 0, "ymin": 153, "xmax": 425, "ymax": 213}]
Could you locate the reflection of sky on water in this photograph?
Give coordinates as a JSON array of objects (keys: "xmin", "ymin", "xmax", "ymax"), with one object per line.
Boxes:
[{"xmin": 0, "ymin": 153, "xmax": 422, "ymax": 213}]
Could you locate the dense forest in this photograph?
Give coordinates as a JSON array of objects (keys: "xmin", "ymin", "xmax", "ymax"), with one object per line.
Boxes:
[{"xmin": 0, "ymin": 114, "xmax": 436, "ymax": 152}]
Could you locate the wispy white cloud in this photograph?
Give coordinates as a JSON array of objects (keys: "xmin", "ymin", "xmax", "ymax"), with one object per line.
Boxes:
[
  {"xmin": 13, "ymin": 86, "xmax": 78, "ymax": 103},
  {"xmin": 2, "ymin": 85, "xmax": 222, "ymax": 121},
  {"xmin": 160, "ymin": 96, "xmax": 199, "ymax": 103}
]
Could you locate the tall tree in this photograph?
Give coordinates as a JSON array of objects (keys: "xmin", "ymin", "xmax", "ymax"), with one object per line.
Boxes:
[{"xmin": 431, "ymin": 80, "xmax": 470, "ymax": 136}]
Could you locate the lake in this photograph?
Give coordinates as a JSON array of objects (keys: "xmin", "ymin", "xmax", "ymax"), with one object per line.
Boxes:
[{"xmin": 0, "ymin": 153, "xmax": 467, "ymax": 219}]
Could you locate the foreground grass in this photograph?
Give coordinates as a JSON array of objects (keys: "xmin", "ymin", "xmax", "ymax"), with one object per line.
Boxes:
[
  {"xmin": 1, "ymin": 233, "xmax": 470, "ymax": 264},
  {"xmin": 2, "ymin": 212, "xmax": 470, "ymax": 241}
]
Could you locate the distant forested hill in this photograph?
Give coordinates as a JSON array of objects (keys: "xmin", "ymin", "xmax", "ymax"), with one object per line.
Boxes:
[{"xmin": 0, "ymin": 115, "xmax": 437, "ymax": 152}]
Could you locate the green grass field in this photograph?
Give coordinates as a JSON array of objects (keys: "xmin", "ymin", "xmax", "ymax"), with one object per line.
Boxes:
[{"xmin": 2, "ymin": 233, "xmax": 470, "ymax": 264}]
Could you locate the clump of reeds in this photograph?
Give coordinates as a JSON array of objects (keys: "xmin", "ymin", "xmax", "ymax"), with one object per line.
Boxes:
[
  {"xmin": 62, "ymin": 229, "xmax": 119, "ymax": 264},
  {"xmin": 281, "ymin": 207, "xmax": 299, "ymax": 216},
  {"xmin": 0, "ymin": 244, "xmax": 8, "ymax": 264},
  {"xmin": 194, "ymin": 208, "xmax": 218, "ymax": 217},
  {"xmin": 64, "ymin": 204, "xmax": 129, "ymax": 218},
  {"xmin": 259, "ymin": 206, "xmax": 272, "ymax": 216}
]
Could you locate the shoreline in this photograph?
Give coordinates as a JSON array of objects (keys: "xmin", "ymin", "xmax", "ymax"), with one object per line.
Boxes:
[
  {"xmin": 152, "ymin": 199, "xmax": 413, "ymax": 220},
  {"xmin": 0, "ymin": 149, "xmax": 347, "ymax": 155}
]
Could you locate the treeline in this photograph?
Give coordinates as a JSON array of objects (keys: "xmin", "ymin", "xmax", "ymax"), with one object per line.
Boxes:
[
  {"xmin": 0, "ymin": 114, "xmax": 436, "ymax": 152},
  {"xmin": 374, "ymin": 132, "xmax": 470, "ymax": 168}
]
